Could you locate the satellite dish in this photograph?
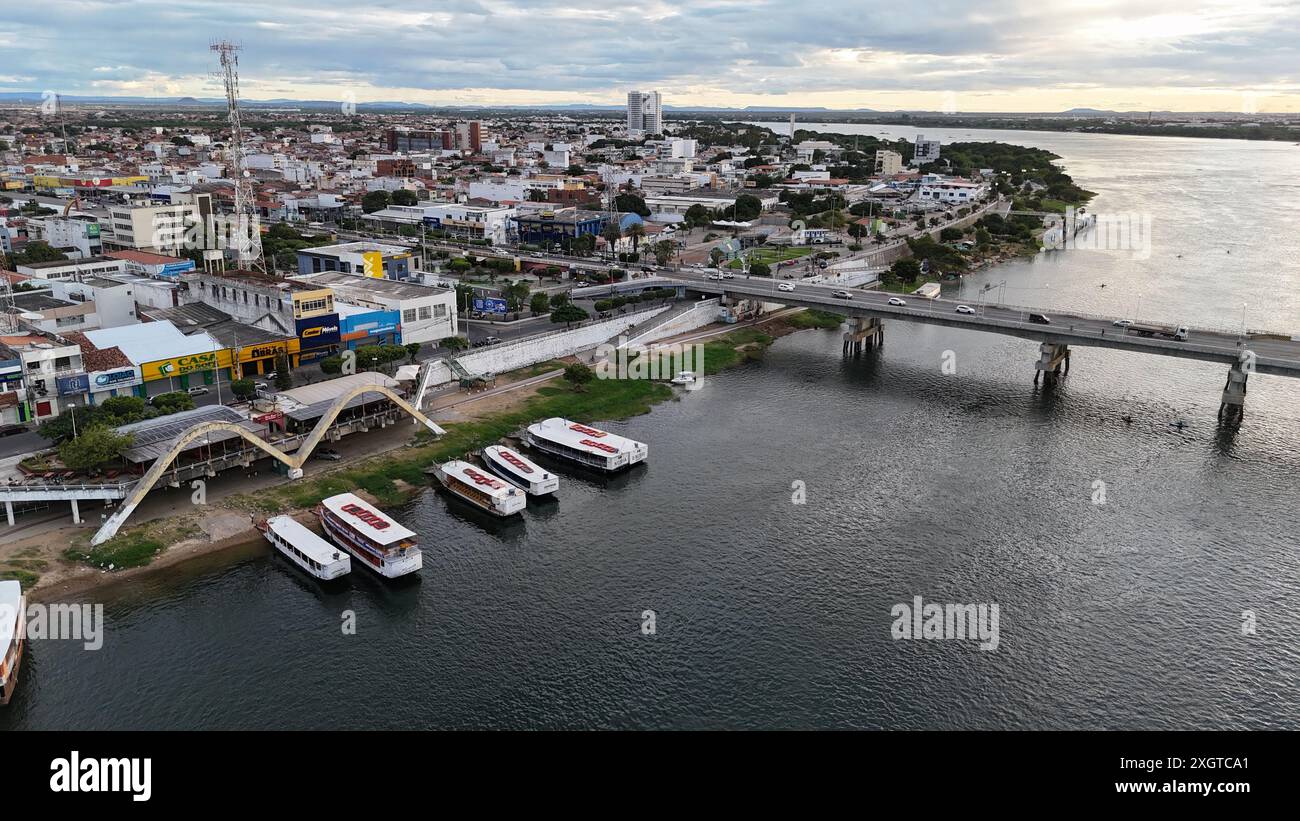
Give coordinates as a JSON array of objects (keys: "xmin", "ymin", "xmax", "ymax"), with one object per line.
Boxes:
[{"xmin": 18, "ymin": 312, "xmax": 43, "ymax": 321}]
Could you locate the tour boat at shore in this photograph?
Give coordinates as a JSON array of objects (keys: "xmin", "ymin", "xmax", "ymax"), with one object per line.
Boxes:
[
  {"xmin": 1, "ymin": 580, "xmax": 25, "ymax": 707},
  {"xmin": 524, "ymin": 417, "xmax": 648, "ymax": 472},
  {"xmin": 483, "ymin": 445, "xmax": 560, "ymax": 496},
  {"xmin": 258, "ymin": 515, "xmax": 352, "ymax": 581},
  {"xmin": 433, "ymin": 459, "xmax": 527, "ymax": 517},
  {"xmin": 316, "ymin": 493, "xmax": 421, "ymax": 579}
]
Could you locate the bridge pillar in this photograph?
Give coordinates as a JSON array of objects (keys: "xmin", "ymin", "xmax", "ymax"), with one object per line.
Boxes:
[
  {"xmin": 4, "ymin": 501, "xmax": 12, "ymax": 527},
  {"xmin": 843, "ymin": 317, "xmax": 883, "ymax": 357},
  {"xmin": 1034, "ymin": 342, "xmax": 1070, "ymax": 384},
  {"xmin": 71, "ymin": 498, "xmax": 81, "ymax": 525},
  {"xmin": 1218, "ymin": 362, "xmax": 1248, "ymax": 426}
]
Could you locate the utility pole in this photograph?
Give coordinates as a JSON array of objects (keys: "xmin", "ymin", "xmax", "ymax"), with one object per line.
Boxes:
[{"xmin": 211, "ymin": 40, "xmax": 266, "ymax": 273}]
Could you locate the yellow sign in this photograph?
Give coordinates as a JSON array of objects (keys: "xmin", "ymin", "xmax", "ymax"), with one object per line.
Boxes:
[
  {"xmin": 362, "ymin": 251, "xmax": 383, "ymax": 278},
  {"xmin": 142, "ymin": 350, "xmax": 234, "ymax": 381},
  {"xmin": 237, "ymin": 338, "xmax": 300, "ymax": 362}
]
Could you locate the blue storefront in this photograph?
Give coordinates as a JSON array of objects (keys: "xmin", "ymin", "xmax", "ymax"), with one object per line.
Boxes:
[
  {"xmin": 295, "ymin": 313, "xmax": 342, "ymax": 363},
  {"xmin": 338, "ymin": 307, "xmax": 401, "ymax": 349}
]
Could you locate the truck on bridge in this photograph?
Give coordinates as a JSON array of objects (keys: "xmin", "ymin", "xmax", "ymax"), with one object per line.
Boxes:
[{"xmin": 1127, "ymin": 322, "xmax": 1189, "ymax": 341}]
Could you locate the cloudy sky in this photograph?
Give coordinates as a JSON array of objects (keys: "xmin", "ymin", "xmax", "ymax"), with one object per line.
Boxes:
[{"xmin": 1, "ymin": 0, "xmax": 1297, "ymax": 111}]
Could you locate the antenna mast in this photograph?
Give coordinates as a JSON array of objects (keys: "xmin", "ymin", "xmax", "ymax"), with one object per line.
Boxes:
[{"xmin": 211, "ymin": 40, "xmax": 265, "ymax": 272}]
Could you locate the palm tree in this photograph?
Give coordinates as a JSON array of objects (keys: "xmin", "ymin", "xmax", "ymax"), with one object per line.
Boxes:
[
  {"xmin": 601, "ymin": 221, "xmax": 623, "ymax": 261},
  {"xmin": 626, "ymin": 222, "xmax": 646, "ymax": 256}
]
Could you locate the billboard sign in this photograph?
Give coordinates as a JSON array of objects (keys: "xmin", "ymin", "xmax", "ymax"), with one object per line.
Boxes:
[
  {"xmin": 472, "ymin": 297, "xmax": 508, "ymax": 314},
  {"xmin": 90, "ymin": 368, "xmax": 141, "ymax": 390},
  {"xmin": 56, "ymin": 374, "xmax": 90, "ymax": 396},
  {"xmin": 296, "ymin": 314, "xmax": 341, "ymax": 350},
  {"xmin": 142, "ymin": 350, "xmax": 234, "ymax": 381}
]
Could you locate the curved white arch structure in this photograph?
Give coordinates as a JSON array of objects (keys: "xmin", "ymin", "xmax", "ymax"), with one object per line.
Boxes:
[{"xmin": 91, "ymin": 385, "xmax": 444, "ymax": 546}]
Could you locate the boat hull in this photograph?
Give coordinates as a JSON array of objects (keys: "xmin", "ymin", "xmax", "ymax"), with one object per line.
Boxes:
[
  {"xmin": 0, "ymin": 637, "xmax": 21, "ymax": 707},
  {"xmin": 435, "ymin": 470, "xmax": 526, "ymax": 517},
  {"xmin": 318, "ymin": 512, "xmax": 421, "ymax": 579},
  {"xmin": 261, "ymin": 530, "xmax": 351, "ymax": 581}
]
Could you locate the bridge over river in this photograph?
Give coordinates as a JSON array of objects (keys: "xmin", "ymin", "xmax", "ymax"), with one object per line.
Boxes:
[{"xmin": 671, "ymin": 271, "xmax": 1300, "ymax": 427}]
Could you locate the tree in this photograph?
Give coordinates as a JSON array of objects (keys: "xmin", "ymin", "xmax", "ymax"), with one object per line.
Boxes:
[
  {"xmin": 231, "ymin": 378, "xmax": 256, "ymax": 401},
  {"xmin": 320, "ymin": 355, "xmax": 344, "ymax": 376},
  {"xmin": 274, "ymin": 353, "xmax": 293, "ymax": 390},
  {"xmin": 709, "ymin": 248, "xmax": 726, "ymax": 267},
  {"xmin": 601, "ymin": 222, "xmax": 623, "ymax": 259},
  {"xmin": 405, "ymin": 342, "xmax": 421, "ymax": 362},
  {"xmin": 440, "ymin": 335, "xmax": 469, "ymax": 352},
  {"xmin": 749, "ymin": 262, "xmax": 772, "ymax": 277},
  {"xmin": 361, "ymin": 190, "xmax": 391, "ymax": 214},
  {"xmin": 563, "ymin": 362, "xmax": 595, "ymax": 392},
  {"xmin": 11, "ymin": 241, "xmax": 67, "ymax": 265},
  {"xmin": 683, "ymin": 204, "xmax": 713, "ymax": 229},
  {"xmin": 97, "ymin": 395, "xmax": 148, "ymax": 424},
  {"xmin": 940, "ymin": 227, "xmax": 964, "ymax": 242},
  {"xmin": 529, "ymin": 292, "xmax": 551, "ymax": 315},
  {"xmin": 550, "ymin": 303, "xmax": 589, "ymax": 328},
  {"xmin": 57, "ymin": 425, "xmax": 133, "ymax": 472},
  {"xmin": 626, "ymin": 222, "xmax": 646, "ymax": 255},
  {"xmin": 149, "ymin": 391, "xmax": 196, "ymax": 415},
  {"xmin": 730, "ymin": 194, "xmax": 763, "ymax": 222},
  {"xmin": 614, "ymin": 193, "xmax": 651, "ymax": 217},
  {"xmin": 653, "ymin": 239, "xmax": 675, "ymax": 266},
  {"xmin": 391, "ymin": 189, "xmax": 418, "ymax": 207},
  {"xmin": 891, "ymin": 258, "xmax": 922, "ymax": 283},
  {"xmin": 549, "ymin": 291, "xmax": 571, "ymax": 309},
  {"xmin": 503, "ymin": 280, "xmax": 530, "ymax": 312}
]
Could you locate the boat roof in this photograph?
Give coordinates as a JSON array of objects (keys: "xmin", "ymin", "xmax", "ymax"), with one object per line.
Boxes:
[
  {"xmin": 267, "ymin": 515, "xmax": 350, "ymax": 564},
  {"xmin": 442, "ymin": 459, "xmax": 521, "ymax": 499},
  {"xmin": 0, "ymin": 580, "xmax": 22, "ymax": 650},
  {"xmin": 527, "ymin": 417, "xmax": 645, "ymax": 457},
  {"xmin": 320, "ymin": 493, "xmax": 416, "ymax": 545},
  {"xmin": 484, "ymin": 445, "xmax": 546, "ymax": 478}
]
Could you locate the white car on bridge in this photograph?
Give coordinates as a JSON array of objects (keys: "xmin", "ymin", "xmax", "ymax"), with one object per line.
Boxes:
[
  {"xmin": 955, "ymin": 305, "xmax": 976, "ymax": 314},
  {"xmin": 777, "ymin": 282, "xmax": 796, "ymax": 292},
  {"xmin": 888, "ymin": 297, "xmax": 907, "ymax": 306}
]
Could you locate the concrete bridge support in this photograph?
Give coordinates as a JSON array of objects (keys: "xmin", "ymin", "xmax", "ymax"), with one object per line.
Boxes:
[
  {"xmin": 1034, "ymin": 342, "xmax": 1070, "ymax": 384},
  {"xmin": 1218, "ymin": 362, "xmax": 1248, "ymax": 426},
  {"xmin": 843, "ymin": 317, "xmax": 883, "ymax": 356}
]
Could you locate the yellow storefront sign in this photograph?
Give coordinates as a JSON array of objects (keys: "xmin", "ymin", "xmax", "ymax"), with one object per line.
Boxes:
[
  {"xmin": 236, "ymin": 338, "xmax": 300, "ymax": 363},
  {"xmin": 362, "ymin": 251, "xmax": 384, "ymax": 278},
  {"xmin": 142, "ymin": 350, "xmax": 234, "ymax": 381}
]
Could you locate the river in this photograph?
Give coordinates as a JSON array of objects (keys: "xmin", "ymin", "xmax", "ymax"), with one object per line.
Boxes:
[{"xmin": 4, "ymin": 126, "xmax": 1300, "ymax": 730}]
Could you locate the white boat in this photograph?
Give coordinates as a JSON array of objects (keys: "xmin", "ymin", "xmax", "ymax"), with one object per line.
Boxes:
[
  {"xmin": 316, "ymin": 493, "xmax": 422, "ymax": 579},
  {"xmin": 524, "ymin": 417, "xmax": 648, "ymax": 472},
  {"xmin": 670, "ymin": 370, "xmax": 697, "ymax": 386},
  {"xmin": 434, "ymin": 459, "xmax": 527, "ymax": 517},
  {"xmin": 0, "ymin": 580, "xmax": 25, "ymax": 707},
  {"xmin": 258, "ymin": 515, "xmax": 352, "ymax": 580},
  {"xmin": 483, "ymin": 445, "xmax": 560, "ymax": 496}
]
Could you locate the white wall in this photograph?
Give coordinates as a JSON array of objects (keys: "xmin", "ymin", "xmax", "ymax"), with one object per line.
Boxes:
[{"xmin": 622, "ymin": 299, "xmax": 721, "ymax": 346}]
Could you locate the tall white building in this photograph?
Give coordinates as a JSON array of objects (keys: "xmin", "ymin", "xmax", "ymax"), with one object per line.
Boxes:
[{"xmin": 626, "ymin": 90, "xmax": 663, "ymax": 136}]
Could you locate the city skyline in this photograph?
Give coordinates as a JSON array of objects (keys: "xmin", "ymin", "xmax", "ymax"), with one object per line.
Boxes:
[{"xmin": 1, "ymin": 0, "xmax": 1297, "ymax": 113}]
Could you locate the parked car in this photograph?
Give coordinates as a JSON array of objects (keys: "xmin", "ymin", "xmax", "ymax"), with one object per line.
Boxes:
[
  {"xmin": 482, "ymin": 336, "xmax": 502, "ymax": 345},
  {"xmin": 720, "ymin": 271, "xmax": 735, "ymax": 279},
  {"xmin": 1028, "ymin": 313, "xmax": 1052, "ymax": 325},
  {"xmin": 955, "ymin": 305, "xmax": 976, "ymax": 314},
  {"xmin": 0, "ymin": 423, "xmax": 28, "ymax": 438},
  {"xmin": 888, "ymin": 297, "xmax": 907, "ymax": 306},
  {"xmin": 831, "ymin": 289, "xmax": 853, "ymax": 300},
  {"xmin": 186, "ymin": 386, "xmax": 210, "ymax": 397},
  {"xmin": 777, "ymin": 282, "xmax": 796, "ymax": 292},
  {"xmin": 313, "ymin": 447, "xmax": 342, "ymax": 461}
]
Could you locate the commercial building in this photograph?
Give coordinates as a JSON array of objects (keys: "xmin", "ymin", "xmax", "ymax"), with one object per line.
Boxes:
[
  {"xmin": 511, "ymin": 208, "xmax": 608, "ymax": 247},
  {"xmin": 83, "ymin": 321, "xmax": 231, "ymax": 398},
  {"xmin": 291, "ymin": 270, "xmax": 456, "ymax": 346},
  {"xmin": 296, "ymin": 241, "xmax": 419, "ymax": 280},
  {"xmin": 15, "ymin": 256, "xmax": 128, "ymax": 283},
  {"xmin": 337, "ymin": 302, "xmax": 401, "ymax": 349},
  {"xmin": 385, "ymin": 128, "xmax": 453, "ymax": 153},
  {"xmin": 419, "ymin": 203, "xmax": 514, "ymax": 245},
  {"xmin": 102, "ymin": 201, "xmax": 204, "ymax": 253},
  {"xmin": 103, "ymin": 249, "xmax": 196, "ymax": 279},
  {"xmin": 40, "ymin": 215, "xmax": 103, "ymax": 259},
  {"xmin": 917, "ymin": 177, "xmax": 987, "ymax": 204},
  {"xmin": 627, "ymin": 90, "xmax": 663, "ymax": 136},
  {"xmin": 0, "ymin": 333, "xmax": 87, "ymax": 421},
  {"xmin": 138, "ymin": 303, "xmax": 301, "ymax": 379},
  {"xmin": 184, "ymin": 271, "xmax": 340, "ymax": 364}
]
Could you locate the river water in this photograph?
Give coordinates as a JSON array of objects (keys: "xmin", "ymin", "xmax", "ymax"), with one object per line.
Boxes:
[{"xmin": 5, "ymin": 127, "xmax": 1300, "ymax": 730}]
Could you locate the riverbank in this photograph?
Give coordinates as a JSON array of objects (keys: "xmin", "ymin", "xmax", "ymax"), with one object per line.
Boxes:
[{"xmin": 15, "ymin": 309, "xmax": 817, "ymax": 601}]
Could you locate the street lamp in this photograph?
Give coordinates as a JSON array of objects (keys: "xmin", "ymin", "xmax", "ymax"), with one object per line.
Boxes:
[
  {"xmin": 67, "ymin": 402, "xmax": 77, "ymax": 438},
  {"xmin": 1240, "ymin": 302, "xmax": 1248, "ymax": 343}
]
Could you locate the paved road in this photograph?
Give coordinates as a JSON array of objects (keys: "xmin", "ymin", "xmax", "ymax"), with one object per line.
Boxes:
[{"xmin": 667, "ymin": 270, "xmax": 1300, "ymax": 376}]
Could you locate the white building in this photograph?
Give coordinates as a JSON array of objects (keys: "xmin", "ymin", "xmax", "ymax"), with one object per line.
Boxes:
[
  {"xmin": 917, "ymin": 177, "xmax": 988, "ymax": 204},
  {"xmin": 291, "ymin": 271, "xmax": 457, "ymax": 346},
  {"xmin": 874, "ymin": 150, "xmax": 903, "ymax": 176},
  {"xmin": 626, "ymin": 90, "xmax": 663, "ymax": 136},
  {"xmin": 912, "ymin": 135, "xmax": 942, "ymax": 166},
  {"xmin": 103, "ymin": 201, "xmax": 201, "ymax": 253},
  {"xmin": 39, "ymin": 215, "xmax": 103, "ymax": 259}
]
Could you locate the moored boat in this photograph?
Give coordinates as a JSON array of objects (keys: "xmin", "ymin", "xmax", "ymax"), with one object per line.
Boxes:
[
  {"xmin": 483, "ymin": 445, "xmax": 560, "ymax": 496},
  {"xmin": 315, "ymin": 493, "xmax": 421, "ymax": 579},
  {"xmin": 258, "ymin": 515, "xmax": 352, "ymax": 580},
  {"xmin": 434, "ymin": 459, "xmax": 527, "ymax": 517},
  {"xmin": 0, "ymin": 580, "xmax": 25, "ymax": 707},
  {"xmin": 524, "ymin": 417, "xmax": 648, "ymax": 472}
]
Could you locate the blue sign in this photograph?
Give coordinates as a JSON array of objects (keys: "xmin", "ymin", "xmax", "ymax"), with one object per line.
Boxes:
[
  {"xmin": 473, "ymin": 297, "xmax": 508, "ymax": 314},
  {"xmin": 57, "ymin": 374, "xmax": 90, "ymax": 396},
  {"xmin": 93, "ymin": 369, "xmax": 137, "ymax": 388},
  {"xmin": 296, "ymin": 314, "xmax": 341, "ymax": 350},
  {"xmin": 159, "ymin": 260, "xmax": 196, "ymax": 277}
]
